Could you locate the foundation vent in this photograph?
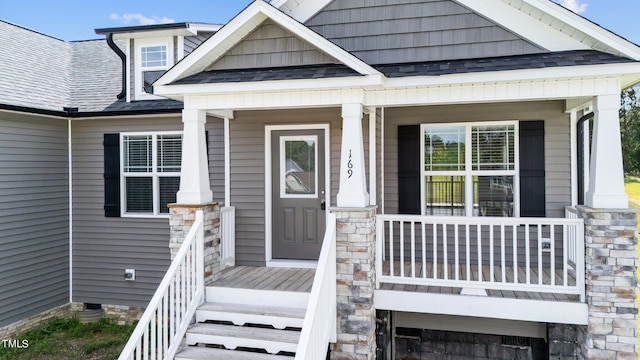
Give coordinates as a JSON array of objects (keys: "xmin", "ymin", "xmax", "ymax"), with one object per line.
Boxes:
[{"xmin": 501, "ymin": 335, "xmax": 531, "ymax": 348}]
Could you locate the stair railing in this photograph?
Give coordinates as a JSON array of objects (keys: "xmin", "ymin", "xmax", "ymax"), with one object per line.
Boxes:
[
  {"xmin": 295, "ymin": 213, "xmax": 337, "ymax": 359},
  {"xmin": 119, "ymin": 210, "xmax": 205, "ymax": 360}
]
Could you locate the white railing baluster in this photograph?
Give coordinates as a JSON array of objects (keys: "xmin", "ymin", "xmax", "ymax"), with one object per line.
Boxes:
[
  {"xmin": 525, "ymin": 224, "xmax": 530, "ymax": 285},
  {"xmin": 551, "ymin": 225, "xmax": 556, "ymax": 286},
  {"xmin": 400, "ymin": 221, "xmax": 405, "ymax": 278},
  {"xmin": 489, "ymin": 225, "xmax": 494, "ymax": 283},
  {"xmin": 422, "ymin": 222, "xmax": 427, "ymax": 279},
  {"xmin": 512, "ymin": 225, "xmax": 518, "ymax": 284},
  {"xmin": 454, "ymin": 225, "xmax": 459, "ymax": 281},
  {"xmin": 119, "ymin": 211, "xmax": 206, "ymax": 360},
  {"xmin": 537, "ymin": 225, "xmax": 543, "ymax": 285},
  {"xmin": 374, "ymin": 214, "xmax": 585, "ymax": 301},
  {"xmin": 443, "ymin": 224, "xmax": 448, "ymax": 280},
  {"xmin": 501, "ymin": 225, "xmax": 505, "ymax": 284},
  {"xmin": 411, "ymin": 221, "xmax": 416, "ymax": 278}
]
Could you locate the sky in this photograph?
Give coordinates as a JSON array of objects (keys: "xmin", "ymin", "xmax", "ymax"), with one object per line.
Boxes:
[{"xmin": 0, "ymin": 0, "xmax": 639, "ymax": 45}]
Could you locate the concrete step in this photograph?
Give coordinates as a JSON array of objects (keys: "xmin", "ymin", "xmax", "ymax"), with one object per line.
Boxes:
[
  {"xmin": 186, "ymin": 323, "xmax": 300, "ymax": 354},
  {"xmin": 175, "ymin": 346, "xmax": 293, "ymax": 360},
  {"xmin": 196, "ymin": 302, "xmax": 306, "ymax": 329}
]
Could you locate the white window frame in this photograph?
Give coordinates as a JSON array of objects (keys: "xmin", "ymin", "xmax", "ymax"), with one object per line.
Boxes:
[
  {"xmin": 279, "ymin": 135, "xmax": 319, "ymax": 199},
  {"xmin": 120, "ymin": 131, "xmax": 182, "ymax": 218},
  {"xmin": 420, "ymin": 121, "xmax": 520, "ymax": 217},
  {"xmin": 134, "ymin": 37, "xmax": 174, "ymax": 100}
]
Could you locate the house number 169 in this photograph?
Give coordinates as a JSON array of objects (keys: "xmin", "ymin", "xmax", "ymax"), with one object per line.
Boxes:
[{"xmin": 347, "ymin": 149, "xmax": 353, "ymax": 179}]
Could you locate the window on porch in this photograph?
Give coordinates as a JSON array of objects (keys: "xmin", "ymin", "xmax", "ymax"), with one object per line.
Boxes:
[{"xmin": 421, "ymin": 122, "xmax": 517, "ymax": 217}]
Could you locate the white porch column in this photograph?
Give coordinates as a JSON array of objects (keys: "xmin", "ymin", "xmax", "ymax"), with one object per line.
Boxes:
[
  {"xmin": 585, "ymin": 94, "xmax": 628, "ymax": 208},
  {"xmin": 337, "ymin": 103, "xmax": 370, "ymax": 207},
  {"xmin": 176, "ymin": 109, "xmax": 213, "ymax": 204}
]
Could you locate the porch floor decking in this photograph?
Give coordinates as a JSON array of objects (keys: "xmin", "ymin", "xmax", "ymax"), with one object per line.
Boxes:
[
  {"xmin": 379, "ymin": 261, "xmax": 580, "ymax": 302},
  {"xmin": 212, "ymin": 266, "xmax": 315, "ymax": 292}
]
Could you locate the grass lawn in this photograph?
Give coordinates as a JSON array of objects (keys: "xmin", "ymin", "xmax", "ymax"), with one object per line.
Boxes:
[
  {"xmin": 0, "ymin": 318, "xmax": 135, "ymax": 360},
  {"xmin": 623, "ymin": 175, "xmax": 640, "ymax": 350}
]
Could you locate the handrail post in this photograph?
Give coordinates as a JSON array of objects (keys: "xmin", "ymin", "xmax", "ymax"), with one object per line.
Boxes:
[{"xmin": 195, "ymin": 210, "xmax": 205, "ymax": 305}]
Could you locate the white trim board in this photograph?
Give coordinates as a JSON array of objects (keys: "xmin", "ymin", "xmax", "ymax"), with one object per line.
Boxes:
[
  {"xmin": 394, "ymin": 312, "xmax": 547, "ymax": 339},
  {"xmin": 264, "ymin": 124, "xmax": 331, "ymax": 266},
  {"xmin": 375, "ymin": 290, "xmax": 588, "ymax": 325}
]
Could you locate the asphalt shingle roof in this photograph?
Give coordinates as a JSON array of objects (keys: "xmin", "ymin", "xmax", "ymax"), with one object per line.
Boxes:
[
  {"xmin": 172, "ymin": 64, "xmax": 361, "ymax": 85},
  {"xmin": 374, "ymin": 50, "xmax": 636, "ymax": 78}
]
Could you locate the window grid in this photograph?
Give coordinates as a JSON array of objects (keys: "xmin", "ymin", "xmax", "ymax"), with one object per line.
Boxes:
[
  {"xmin": 421, "ymin": 122, "xmax": 519, "ymax": 217},
  {"xmin": 121, "ymin": 132, "xmax": 182, "ymax": 217}
]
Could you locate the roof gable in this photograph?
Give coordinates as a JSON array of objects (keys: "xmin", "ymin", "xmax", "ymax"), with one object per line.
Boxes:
[
  {"xmin": 305, "ymin": 0, "xmax": 546, "ymax": 65},
  {"xmin": 156, "ymin": 1, "xmax": 379, "ymax": 88},
  {"xmin": 276, "ymin": 0, "xmax": 640, "ymax": 61},
  {"xmin": 206, "ymin": 20, "xmax": 339, "ymax": 71}
]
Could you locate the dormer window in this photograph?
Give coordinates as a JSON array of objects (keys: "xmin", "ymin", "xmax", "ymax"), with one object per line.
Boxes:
[{"xmin": 135, "ymin": 38, "xmax": 174, "ymax": 100}]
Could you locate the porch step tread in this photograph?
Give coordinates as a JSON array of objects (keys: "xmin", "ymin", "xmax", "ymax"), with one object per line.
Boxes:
[
  {"xmin": 186, "ymin": 323, "xmax": 300, "ymax": 354},
  {"xmin": 176, "ymin": 346, "xmax": 292, "ymax": 360},
  {"xmin": 197, "ymin": 302, "xmax": 305, "ymax": 328}
]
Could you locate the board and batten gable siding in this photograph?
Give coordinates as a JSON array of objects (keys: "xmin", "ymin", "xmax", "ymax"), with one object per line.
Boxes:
[
  {"xmin": 71, "ymin": 115, "xmax": 225, "ymax": 306},
  {"xmin": 206, "ymin": 20, "xmax": 339, "ymax": 71},
  {"xmin": 0, "ymin": 112, "xmax": 69, "ymax": 327},
  {"xmin": 383, "ymin": 101, "xmax": 570, "ymax": 218},
  {"xmin": 305, "ymin": 0, "xmax": 546, "ymax": 64},
  {"xmin": 229, "ymin": 108, "xmax": 369, "ymax": 266}
]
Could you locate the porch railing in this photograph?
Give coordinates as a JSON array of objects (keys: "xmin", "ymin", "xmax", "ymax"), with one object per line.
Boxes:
[
  {"xmin": 295, "ymin": 213, "xmax": 337, "ymax": 360},
  {"xmin": 118, "ymin": 210, "xmax": 205, "ymax": 360},
  {"xmin": 220, "ymin": 206, "xmax": 236, "ymax": 267},
  {"xmin": 375, "ymin": 214, "xmax": 585, "ymax": 302}
]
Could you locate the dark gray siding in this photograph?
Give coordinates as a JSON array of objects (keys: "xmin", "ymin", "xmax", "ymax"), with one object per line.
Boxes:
[
  {"xmin": 229, "ymin": 108, "xmax": 371, "ymax": 266},
  {"xmin": 207, "ymin": 21, "xmax": 338, "ymax": 71},
  {"xmin": 184, "ymin": 32, "xmax": 215, "ymax": 56},
  {"xmin": 305, "ymin": 0, "xmax": 546, "ymax": 64},
  {"xmin": 72, "ymin": 115, "xmax": 224, "ymax": 306},
  {"xmin": 383, "ymin": 101, "xmax": 571, "ymax": 218},
  {"xmin": 0, "ymin": 112, "xmax": 69, "ymax": 327}
]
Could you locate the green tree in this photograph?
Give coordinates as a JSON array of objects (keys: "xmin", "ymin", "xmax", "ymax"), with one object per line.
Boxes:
[{"xmin": 620, "ymin": 88, "xmax": 640, "ymax": 175}]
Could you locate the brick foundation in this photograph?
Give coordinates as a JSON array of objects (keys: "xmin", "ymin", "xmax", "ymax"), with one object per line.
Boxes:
[
  {"xmin": 576, "ymin": 206, "xmax": 638, "ymax": 360},
  {"xmin": 169, "ymin": 203, "xmax": 222, "ymax": 285},
  {"xmin": 330, "ymin": 206, "xmax": 377, "ymax": 360}
]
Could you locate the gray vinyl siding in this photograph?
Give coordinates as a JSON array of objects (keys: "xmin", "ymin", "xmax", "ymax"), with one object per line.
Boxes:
[
  {"xmin": 305, "ymin": 0, "xmax": 546, "ymax": 64},
  {"xmin": 207, "ymin": 21, "xmax": 338, "ymax": 71},
  {"xmin": 207, "ymin": 117, "xmax": 226, "ymax": 202},
  {"xmin": 0, "ymin": 112, "xmax": 69, "ymax": 327},
  {"xmin": 382, "ymin": 101, "xmax": 571, "ymax": 218},
  {"xmin": 184, "ymin": 32, "xmax": 214, "ymax": 56},
  {"xmin": 72, "ymin": 116, "xmax": 181, "ymax": 306},
  {"xmin": 230, "ymin": 108, "xmax": 357, "ymax": 266}
]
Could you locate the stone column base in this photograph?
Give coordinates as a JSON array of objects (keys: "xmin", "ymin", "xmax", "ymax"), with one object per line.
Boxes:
[{"xmin": 169, "ymin": 203, "xmax": 222, "ymax": 286}]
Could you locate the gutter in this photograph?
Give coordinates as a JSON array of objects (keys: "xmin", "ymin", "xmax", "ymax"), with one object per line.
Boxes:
[
  {"xmin": 0, "ymin": 103, "xmax": 182, "ymax": 118},
  {"xmin": 106, "ymin": 33, "xmax": 127, "ymax": 100}
]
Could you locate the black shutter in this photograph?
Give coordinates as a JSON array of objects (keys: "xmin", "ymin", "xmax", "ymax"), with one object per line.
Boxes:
[
  {"xmin": 104, "ymin": 134, "xmax": 121, "ymax": 217},
  {"xmin": 398, "ymin": 125, "xmax": 421, "ymax": 214},
  {"xmin": 519, "ymin": 121, "xmax": 545, "ymax": 217}
]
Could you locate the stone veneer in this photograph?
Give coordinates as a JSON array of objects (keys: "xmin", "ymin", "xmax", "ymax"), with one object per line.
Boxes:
[
  {"xmin": 330, "ymin": 206, "xmax": 377, "ymax": 360},
  {"xmin": 576, "ymin": 206, "xmax": 638, "ymax": 360},
  {"xmin": 168, "ymin": 203, "xmax": 222, "ymax": 285},
  {"xmin": 0, "ymin": 304, "xmax": 72, "ymax": 340}
]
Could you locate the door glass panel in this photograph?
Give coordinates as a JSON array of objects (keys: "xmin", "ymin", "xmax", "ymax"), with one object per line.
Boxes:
[{"xmin": 281, "ymin": 136, "xmax": 317, "ymax": 197}]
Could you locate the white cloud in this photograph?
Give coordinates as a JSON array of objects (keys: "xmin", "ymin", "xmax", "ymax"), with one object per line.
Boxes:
[
  {"xmin": 110, "ymin": 13, "xmax": 175, "ymax": 26},
  {"xmin": 556, "ymin": 0, "xmax": 588, "ymax": 14}
]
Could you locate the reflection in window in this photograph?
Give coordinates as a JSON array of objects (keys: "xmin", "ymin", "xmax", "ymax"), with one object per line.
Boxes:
[
  {"xmin": 473, "ymin": 176, "xmax": 514, "ymax": 217},
  {"xmin": 283, "ymin": 139, "xmax": 316, "ymax": 195},
  {"xmin": 425, "ymin": 176, "xmax": 465, "ymax": 216}
]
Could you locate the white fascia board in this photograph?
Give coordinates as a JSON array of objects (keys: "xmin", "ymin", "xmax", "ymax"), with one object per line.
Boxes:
[
  {"xmin": 156, "ymin": 74, "xmax": 383, "ymax": 97},
  {"xmin": 382, "ymin": 62, "xmax": 640, "ymax": 89},
  {"xmin": 156, "ymin": 1, "xmax": 379, "ymax": 87},
  {"xmin": 521, "ymin": 0, "xmax": 640, "ymax": 60},
  {"xmin": 187, "ymin": 24, "xmax": 223, "ymax": 33},
  {"xmin": 454, "ymin": 0, "xmax": 587, "ymax": 52},
  {"xmin": 112, "ymin": 28, "xmax": 197, "ymax": 40},
  {"xmin": 375, "ymin": 290, "xmax": 589, "ymax": 325},
  {"xmin": 275, "ymin": 0, "xmax": 334, "ymax": 22}
]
